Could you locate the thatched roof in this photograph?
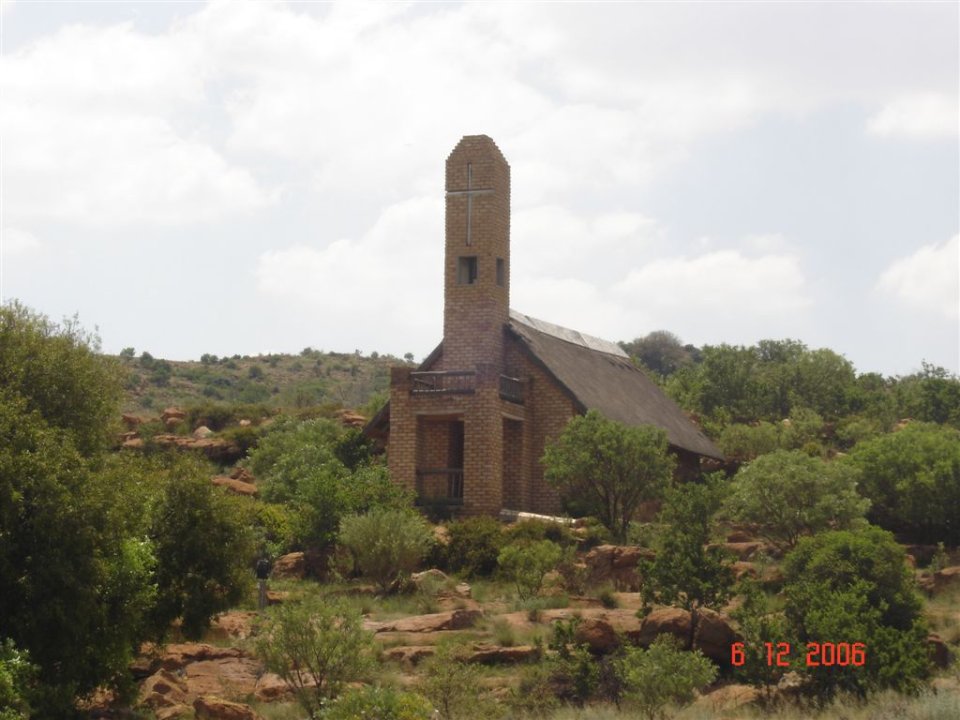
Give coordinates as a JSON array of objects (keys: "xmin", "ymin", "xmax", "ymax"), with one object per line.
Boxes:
[{"xmin": 508, "ymin": 311, "xmax": 723, "ymax": 460}]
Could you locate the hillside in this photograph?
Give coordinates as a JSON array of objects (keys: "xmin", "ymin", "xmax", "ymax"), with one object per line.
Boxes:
[{"xmin": 119, "ymin": 347, "xmax": 410, "ymax": 417}]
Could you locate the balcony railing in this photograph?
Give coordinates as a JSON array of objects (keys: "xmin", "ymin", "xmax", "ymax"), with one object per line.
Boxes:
[
  {"xmin": 410, "ymin": 370, "xmax": 475, "ymax": 395},
  {"xmin": 415, "ymin": 468, "xmax": 464, "ymax": 505},
  {"xmin": 499, "ymin": 374, "xmax": 524, "ymax": 404}
]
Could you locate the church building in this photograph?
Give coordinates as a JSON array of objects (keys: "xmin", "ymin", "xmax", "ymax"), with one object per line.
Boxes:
[{"xmin": 365, "ymin": 135, "xmax": 723, "ymax": 517}]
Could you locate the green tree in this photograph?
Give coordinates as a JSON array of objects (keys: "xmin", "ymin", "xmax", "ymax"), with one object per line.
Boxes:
[
  {"xmin": 730, "ymin": 580, "xmax": 790, "ymax": 698},
  {"xmin": 640, "ymin": 480, "xmax": 735, "ymax": 651},
  {"xmin": 256, "ymin": 597, "xmax": 376, "ymax": 718},
  {"xmin": 324, "ymin": 686, "xmax": 434, "ymax": 720},
  {"xmin": 0, "ymin": 302, "xmax": 122, "ymax": 456},
  {"xmin": 724, "ymin": 450, "xmax": 869, "ymax": 551},
  {"xmin": 782, "ymin": 527, "xmax": 930, "ymax": 698},
  {"xmin": 543, "ymin": 410, "xmax": 674, "ymax": 542},
  {"xmin": 444, "ymin": 516, "xmax": 506, "ymax": 578},
  {"xmin": 620, "ymin": 330, "xmax": 694, "ymax": 377},
  {"xmin": 616, "ymin": 635, "xmax": 717, "ymax": 720},
  {"xmin": 845, "ymin": 422, "xmax": 960, "ymax": 544},
  {"xmin": 419, "ymin": 643, "xmax": 484, "ymax": 720},
  {"xmin": 339, "ymin": 508, "xmax": 433, "ymax": 593},
  {"xmin": 497, "ymin": 540, "xmax": 564, "ymax": 600},
  {"xmin": 148, "ymin": 461, "xmax": 256, "ymax": 639}
]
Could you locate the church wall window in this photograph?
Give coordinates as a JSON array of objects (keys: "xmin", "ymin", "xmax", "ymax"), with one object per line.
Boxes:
[{"xmin": 457, "ymin": 256, "xmax": 478, "ymax": 285}]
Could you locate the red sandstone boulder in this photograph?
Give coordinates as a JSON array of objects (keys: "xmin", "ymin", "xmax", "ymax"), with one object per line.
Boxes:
[
  {"xmin": 208, "ymin": 611, "xmax": 257, "ymax": 641},
  {"xmin": 933, "ymin": 566, "xmax": 960, "ymax": 594},
  {"xmin": 584, "ymin": 545, "xmax": 655, "ymax": 591},
  {"xmin": 194, "ymin": 425, "xmax": 214, "ymax": 439},
  {"xmin": 193, "ymin": 696, "xmax": 263, "ymax": 720},
  {"xmin": 466, "ymin": 644, "xmax": 539, "ymax": 664},
  {"xmin": 157, "ymin": 644, "xmax": 245, "ymax": 673},
  {"xmin": 139, "ymin": 669, "xmax": 189, "ymax": 710},
  {"xmin": 266, "ymin": 590, "xmax": 289, "ymax": 605},
  {"xmin": 574, "ymin": 617, "xmax": 620, "ymax": 654},
  {"xmin": 156, "ymin": 705, "xmax": 192, "ymax": 720},
  {"xmin": 637, "ymin": 608, "xmax": 737, "ymax": 663},
  {"xmin": 711, "ymin": 541, "xmax": 774, "ymax": 561},
  {"xmin": 368, "ymin": 608, "xmax": 482, "ymax": 633},
  {"xmin": 122, "ymin": 414, "xmax": 143, "ymax": 429},
  {"xmin": 211, "ymin": 475, "xmax": 258, "ymax": 497},
  {"xmin": 928, "ymin": 633, "xmax": 951, "ymax": 668},
  {"xmin": 384, "ymin": 645, "xmax": 437, "ymax": 666},
  {"xmin": 230, "ymin": 466, "xmax": 255, "ymax": 483},
  {"xmin": 271, "ymin": 552, "xmax": 306, "ymax": 580}
]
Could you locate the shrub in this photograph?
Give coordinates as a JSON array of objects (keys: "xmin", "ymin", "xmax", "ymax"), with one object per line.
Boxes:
[
  {"xmin": 718, "ymin": 421, "xmax": 780, "ymax": 461},
  {"xmin": 504, "ymin": 519, "xmax": 575, "ymax": 546},
  {"xmin": 724, "ymin": 449, "xmax": 869, "ymax": 551},
  {"xmin": 256, "ymin": 597, "xmax": 375, "ymax": 718},
  {"xmin": 323, "ymin": 686, "xmax": 434, "ymax": 720},
  {"xmin": 0, "ymin": 640, "xmax": 36, "ymax": 720},
  {"xmin": 616, "ymin": 635, "xmax": 717, "ymax": 720},
  {"xmin": 844, "ymin": 422, "xmax": 960, "ymax": 544},
  {"xmin": 445, "ymin": 516, "xmax": 505, "ymax": 578},
  {"xmin": 543, "ymin": 410, "xmax": 674, "ymax": 542},
  {"xmin": 339, "ymin": 508, "xmax": 433, "ymax": 593},
  {"xmin": 419, "ymin": 642, "xmax": 483, "ymax": 720},
  {"xmin": 498, "ymin": 540, "xmax": 564, "ymax": 600},
  {"xmin": 782, "ymin": 526, "xmax": 930, "ymax": 699}
]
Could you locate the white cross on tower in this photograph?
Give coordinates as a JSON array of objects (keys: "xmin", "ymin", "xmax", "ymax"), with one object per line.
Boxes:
[{"xmin": 445, "ymin": 163, "xmax": 493, "ymax": 246}]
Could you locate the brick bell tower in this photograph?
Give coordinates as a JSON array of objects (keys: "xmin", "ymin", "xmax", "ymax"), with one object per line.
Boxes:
[{"xmin": 442, "ymin": 135, "xmax": 510, "ymax": 370}]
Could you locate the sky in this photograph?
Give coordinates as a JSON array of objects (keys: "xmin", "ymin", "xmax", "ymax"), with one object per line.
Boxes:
[{"xmin": 1, "ymin": 0, "xmax": 958, "ymax": 377}]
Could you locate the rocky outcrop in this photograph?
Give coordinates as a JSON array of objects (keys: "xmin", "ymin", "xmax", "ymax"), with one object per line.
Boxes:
[
  {"xmin": 208, "ymin": 612, "xmax": 257, "ymax": 641},
  {"xmin": 366, "ymin": 608, "xmax": 482, "ymax": 633},
  {"xmin": 194, "ymin": 425, "xmax": 214, "ymax": 439},
  {"xmin": 637, "ymin": 607, "xmax": 737, "ymax": 663},
  {"xmin": 211, "ymin": 475, "xmax": 258, "ymax": 497},
  {"xmin": 466, "ymin": 644, "xmax": 539, "ymax": 664},
  {"xmin": 271, "ymin": 552, "xmax": 306, "ymax": 580},
  {"xmin": 573, "ymin": 617, "xmax": 620, "ymax": 654},
  {"xmin": 193, "ymin": 696, "xmax": 264, "ymax": 720},
  {"xmin": 584, "ymin": 545, "xmax": 655, "ymax": 591},
  {"xmin": 384, "ymin": 645, "xmax": 436, "ymax": 666}
]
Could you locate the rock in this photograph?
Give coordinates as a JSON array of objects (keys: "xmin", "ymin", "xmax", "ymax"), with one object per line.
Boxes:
[
  {"xmin": 165, "ymin": 416, "xmax": 184, "ymax": 431},
  {"xmin": 928, "ymin": 634, "xmax": 952, "ymax": 668},
  {"xmin": 271, "ymin": 552, "xmax": 306, "ymax": 580},
  {"xmin": 411, "ymin": 568, "xmax": 449, "ymax": 587},
  {"xmin": 584, "ymin": 545, "xmax": 655, "ymax": 591},
  {"xmin": 726, "ymin": 529, "xmax": 755, "ymax": 543},
  {"xmin": 714, "ymin": 541, "xmax": 773, "ymax": 561},
  {"xmin": 732, "ymin": 561, "xmax": 757, "ymax": 580},
  {"xmin": 122, "ymin": 438, "xmax": 145, "ymax": 450},
  {"xmin": 162, "ymin": 407, "xmax": 187, "ymax": 422},
  {"xmin": 338, "ymin": 410, "xmax": 367, "ymax": 428},
  {"xmin": 368, "ymin": 608, "xmax": 482, "ymax": 633},
  {"xmin": 139, "ymin": 669, "xmax": 189, "ymax": 709},
  {"xmin": 211, "ymin": 476, "xmax": 258, "ymax": 497},
  {"xmin": 230, "ymin": 466, "xmax": 255, "ymax": 483},
  {"xmin": 637, "ymin": 608, "xmax": 737, "ymax": 663},
  {"xmin": 466, "ymin": 644, "xmax": 539, "ymax": 664},
  {"xmin": 157, "ymin": 644, "xmax": 245, "ymax": 673},
  {"xmin": 238, "ymin": 419, "xmax": 251, "ymax": 427},
  {"xmin": 384, "ymin": 645, "xmax": 436, "ymax": 666},
  {"xmin": 573, "ymin": 617, "xmax": 620, "ymax": 654},
  {"xmin": 156, "ymin": 705, "xmax": 192, "ymax": 720},
  {"xmin": 694, "ymin": 683, "xmax": 759, "ymax": 713},
  {"xmin": 208, "ymin": 611, "xmax": 257, "ymax": 641},
  {"xmin": 933, "ymin": 566, "xmax": 960, "ymax": 594},
  {"xmin": 454, "ymin": 582, "xmax": 472, "ymax": 598},
  {"xmin": 194, "ymin": 425, "xmax": 214, "ymax": 439},
  {"xmin": 266, "ymin": 591, "xmax": 289, "ymax": 605},
  {"xmin": 122, "ymin": 414, "xmax": 143, "ymax": 429},
  {"xmin": 193, "ymin": 696, "xmax": 264, "ymax": 720},
  {"xmin": 433, "ymin": 525, "xmax": 451, "ymax": 546}
]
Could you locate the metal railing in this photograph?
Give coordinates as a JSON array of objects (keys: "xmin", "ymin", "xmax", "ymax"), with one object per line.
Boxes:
[
  {"xmin": 415, "ymin": 467, "xmax": 464, "ymax": 504},
  {"xmin": 499, "ymin": 374, "xmax": 524, "ymax": 404},
  {"xmin": 410, "ymin": 370, "xmax": 476, "ymax": 395}
]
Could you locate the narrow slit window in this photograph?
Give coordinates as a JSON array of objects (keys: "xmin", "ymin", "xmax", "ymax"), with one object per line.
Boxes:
[
  {"xmin": 457, "ymin": 256, "xmax": 478, "ymax": 285},
  {"xmin": 496, "ymin": 258, "xmax": 505, "ymax": 286}
]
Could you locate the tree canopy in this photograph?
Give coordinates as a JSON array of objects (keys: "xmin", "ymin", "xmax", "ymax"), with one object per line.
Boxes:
[{"xmin": 542, "ymin": 410, "xmax": 674, "ymax": 542}]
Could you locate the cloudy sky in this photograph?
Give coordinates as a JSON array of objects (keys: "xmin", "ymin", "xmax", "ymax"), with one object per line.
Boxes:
[{"xmin": 1, "ymin": 0, "xmax": 957, "ymax": 376}]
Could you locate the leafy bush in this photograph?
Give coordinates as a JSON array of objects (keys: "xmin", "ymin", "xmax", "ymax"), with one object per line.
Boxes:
[
  {"xmin": 845, "ymin": 422, "xmax": 960, "ymax": 544},
  {"xmin": 498, "ymin": 540, "xmax": 564, "ymax": 599},
  {"xmin": 724, "ymin": 449, "xmax": 869, "ymax": 551},
  {"xmin": 782, "ymin": 526, "xmax": 930, "ymax": 699},
  {"xmin": 419, "ymin": 642, "xmax": 483, "ymax": 720},
  {"xmin": 504, "ymin": 519, "xmax": 575, "ymax": 546},
  {"xmin": 339, "ymin": 508, "xmax": 433, "ymax": 592},
  {"xmin": 256, "ymin": 597, "xmax": 376, "ymax": 718},
  {"xmin": 616, "ymin": 635, "xmax": 717, "ymax": 720},
  {"xmin": 324, "ymin": 686, "xmax": 434, "ymax": 720},
  {"xmin": 543, "ymin": 410, "xmax": 673, "ymax": 542},
  {"xmin": 0, "ymin": 640, "xmax": 36, "ymax": 720},
  {"xmin": 718, "ymin": 421, "xmax": 780, "ymax": 461},
  {"xmin": 444, "ymin": 517, "xmax": 505, "ymax": 578}
]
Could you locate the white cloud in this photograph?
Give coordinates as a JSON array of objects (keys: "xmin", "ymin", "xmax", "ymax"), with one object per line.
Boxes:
[
  {"xmin": 877, "ymin": 235, "xmax": 960, "ymax": 318},
  {"xmin": 0, "ymin": 18, "xmax": 273, "ymax": 227},
  {"xmin": 867, "ymin": 94, "xmax": 959, "ymax": 140},
  {"xmin": 2, "ymin": 227, "xmax": 41, "ymax": 255}
]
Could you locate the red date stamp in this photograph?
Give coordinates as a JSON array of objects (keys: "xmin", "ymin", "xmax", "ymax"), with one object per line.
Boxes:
[{"xmin": 731, "ymin": 642, "xmax": 866, "ymax": 667}]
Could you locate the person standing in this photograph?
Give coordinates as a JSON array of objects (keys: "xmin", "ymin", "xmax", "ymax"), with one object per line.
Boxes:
[{"xmin": 256, "ymin": 554, "xmax": 272, "ymax": 610}]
